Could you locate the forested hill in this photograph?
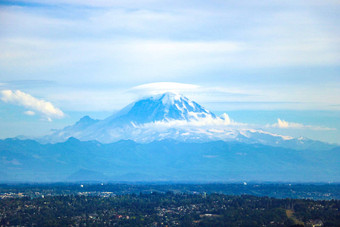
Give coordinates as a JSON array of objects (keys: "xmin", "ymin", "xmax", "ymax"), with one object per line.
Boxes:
[
  {"xmin": 1, "ymin": 192, "xmax": 339, "ymax": 226},
  {"xmin": 0, "ymin": 138, "xmax": 339, "ymax": 182}
]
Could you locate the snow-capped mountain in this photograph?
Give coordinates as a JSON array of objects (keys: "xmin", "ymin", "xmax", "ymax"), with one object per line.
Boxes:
[
  {"xmin": 3, "ymin": 92, "xmax": 338, "ymax": 182},
  {"xmin": 107, "ymin": 92, "xmax": 216, "ymax": 124},
  {"xmin": 42, "ymin": 92, "xmax": 334, "ymax": 150}
]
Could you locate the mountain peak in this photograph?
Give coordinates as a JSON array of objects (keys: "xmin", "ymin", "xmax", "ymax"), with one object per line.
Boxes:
[
  {"xmin": 109, "ymin": 92, "xmax": 216, "ymax": 124},
  {"xmin": 152, "ymin": 92, "xmax": 184, "ymax": 105},
  {"xmin": 65, "ymin": 137, "xmax": 81, "ymax": 143},
  {"xmin": 76, "ymin": 116, "xmax": 98, "ymax": 125}
]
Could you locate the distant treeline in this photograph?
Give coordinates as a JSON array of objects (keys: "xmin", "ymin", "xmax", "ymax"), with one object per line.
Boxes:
[{"xmin": 1, "ymin": 183, "xmax": 340, "ymax": 200}]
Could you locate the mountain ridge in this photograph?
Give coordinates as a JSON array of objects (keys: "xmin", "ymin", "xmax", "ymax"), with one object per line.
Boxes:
[
  {"xmin": 0, "ymin": 138, "xmax": 339, "ymax": 182},
  {"xmin": 39, "ymin": 93, "xmax": 336, "ymax": 151}
]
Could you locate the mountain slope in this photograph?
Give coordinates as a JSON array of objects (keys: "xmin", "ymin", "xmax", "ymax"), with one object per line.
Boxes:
[
  {"xmin": 41, "ymin": 92, "xmax": 335, "ymax": 150},
  {"xmin": 105, "ymin": 92, "xmax": 216, "ymax": 124},
  {"xmin": 42, "ymin": 92, "xmax": 218, "ymax": 143}
]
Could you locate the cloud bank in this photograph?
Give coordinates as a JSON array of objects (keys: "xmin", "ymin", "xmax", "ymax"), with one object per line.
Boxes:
[
  {"xmin": 24, "ymin": 110, "xmax": 36, "ymax": 116},
  {"xmin": 134, "ymin": 113, "xmax": 245, "ymax": 130},
  {"xmin": 1, "ymin": 90, "xmax": 64, "ymax": 121},
  {"xmin": 135, "ymin": 116, "xmax": 335, "ymax": 136}
]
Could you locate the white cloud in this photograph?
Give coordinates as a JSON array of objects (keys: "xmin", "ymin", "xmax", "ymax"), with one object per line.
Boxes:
[
  {"xmin": 24, "ymin": 110, "xmax": 35, "ymax": 116},
  {"xmin": 131, "ymin": 82, "xmax": 200, "ymax": 95},
  {"xmin": 1, "ymin": 90, "xmax": 64, "ymax": 120},
  {"xmin": 130, "ymin": 82, "xmax": 254, "ymax": 102},
  {"xmin": 276, "ymin": 118, "xmax": 304, "ymax": 128},
  {"xmin": 269, "ymin": 118, "xmax": 335, "ymax": 131},
  {"xmin": 135, "ymin": 113, "xmax": 244, "ymax": 130}
]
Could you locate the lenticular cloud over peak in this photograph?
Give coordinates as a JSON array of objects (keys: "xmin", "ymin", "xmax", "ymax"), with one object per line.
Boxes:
[{"xmin": 131, "ymin": 82, "xmax": 200, "ymax": 95}]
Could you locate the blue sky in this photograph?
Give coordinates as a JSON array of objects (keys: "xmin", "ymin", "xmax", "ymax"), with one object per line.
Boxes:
[{"xmin": 0, "ymin": 0, "xmax": 339, "ymax": 144}]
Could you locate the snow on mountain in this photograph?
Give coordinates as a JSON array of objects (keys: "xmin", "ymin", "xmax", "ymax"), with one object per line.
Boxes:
[
  {"xmin": 43, "ymin": 92, "xmax": 217, "ymax": 142},
  {"xmin": 104, "ymin": 92, "xmax": 216, "ymax": 125},
  {"xmin": 41, "ymin": 92, "xmax": 334, "ymax": 150}
]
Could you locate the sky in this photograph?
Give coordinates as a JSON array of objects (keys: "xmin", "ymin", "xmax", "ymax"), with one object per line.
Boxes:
[{"xmin": 0, "ymin": 0, "xmax": 339, "ymax": 144}]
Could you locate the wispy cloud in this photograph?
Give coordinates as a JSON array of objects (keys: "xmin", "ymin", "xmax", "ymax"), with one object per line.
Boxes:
[
  {"xmin": 268, "ymin": 118, "xmax": 335, "ymax": 131},
  {"xmin": 130, "ymin": 82, "xmax": 253, "ymax": 99},
  {"xmin": 24, "ymin": 110, "xmax": 36, "ymax": 116},
  {"xmin": 0, "ymin": 90, "xmax": 64, "ymax": 121},
  {"xmin": 131, "ymin": 82, "xmax": 199, "ymax": 95},
  {"xmin": 0, "ymin": 1, "xmax": 339, "ymax": 111}
]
